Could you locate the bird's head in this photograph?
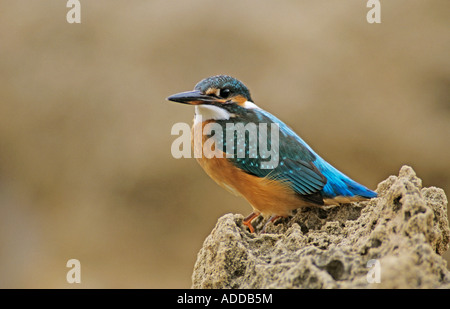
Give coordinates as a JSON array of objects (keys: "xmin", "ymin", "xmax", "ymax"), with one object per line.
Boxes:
[{"xmin": 167, "ymin": 75, "xmax": 259, "ymax": 121}]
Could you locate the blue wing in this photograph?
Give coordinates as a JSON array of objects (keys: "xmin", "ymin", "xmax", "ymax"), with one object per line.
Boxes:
[
  {"xmin": 259, "ymin": 109, "xmax": 377, "ymax": 200},
  {"xmin": 216, "ymin": 110, "xmax": 326, "ymax": 201},
  {"xmin": 214, "ymin": 108, "xmax": 377, "ymax": 203}
]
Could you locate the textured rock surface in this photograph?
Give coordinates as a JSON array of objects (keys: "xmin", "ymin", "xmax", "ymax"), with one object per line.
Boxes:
[{"xmin": 192, "ymin": 166, "xmax": 450, "ymax": 288}]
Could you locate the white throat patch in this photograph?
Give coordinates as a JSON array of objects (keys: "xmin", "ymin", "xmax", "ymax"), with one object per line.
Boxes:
[
  {"xmin": 194, "ymin": 105, "xmax": 231, "ymax": 123},
  {"xmin": 193, "ymin": 101, "xmax": 260, "ymax": 124},
  {"xmin": 242, "ymin": 101, "xmax": 260, "ymax": 109}
]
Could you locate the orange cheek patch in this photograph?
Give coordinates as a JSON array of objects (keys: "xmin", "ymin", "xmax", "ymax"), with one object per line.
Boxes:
[
  {"xmin": 234, "ymin": 95, "xmax": 249, "ymax": 106},
  {"xmin": 205, "ymin": 88, "xmax": 219, "ymax": 96}
]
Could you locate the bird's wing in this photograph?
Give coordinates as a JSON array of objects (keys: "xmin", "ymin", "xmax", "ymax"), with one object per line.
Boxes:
[
  {"xmin": 230, "ymin": 137, "xmax": 327, "ymax": 196},
  {"xmin": 222, "ymin": 109, "xmax": 327, "ymax": 198},
  {"xmin": 268, "ymin": 158, "xmax": 326, "ymax": 195}
]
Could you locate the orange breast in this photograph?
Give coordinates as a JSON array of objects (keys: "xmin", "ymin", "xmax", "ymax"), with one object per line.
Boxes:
[{"xmin": 192, "ymin": 121, "xmax": 310, "ymax": 217}]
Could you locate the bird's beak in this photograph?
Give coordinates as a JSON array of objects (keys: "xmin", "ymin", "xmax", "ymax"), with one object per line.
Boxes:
[{"xmin": 166, "ymin": 90, "xmax": 217, "ymax": 105}]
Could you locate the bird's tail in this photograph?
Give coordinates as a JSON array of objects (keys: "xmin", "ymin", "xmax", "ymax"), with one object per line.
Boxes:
[{"xmin": 314, "ymin": 158, "xmax": 377, "ymax": 201}]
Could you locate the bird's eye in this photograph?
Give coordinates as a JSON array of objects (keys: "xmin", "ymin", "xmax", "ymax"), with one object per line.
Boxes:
[{"xmin": 220, "ymin": 88, "xmax": 231, "ymax": 99}]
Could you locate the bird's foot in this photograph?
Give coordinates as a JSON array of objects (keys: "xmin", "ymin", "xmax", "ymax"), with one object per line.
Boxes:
[
  {"xmin": 243, "ymin": 212, "xmax": 260, "ymax": 233},
  {"xmin": 261, "ymin": 215, "xmax": 283, "ymax": 233}
]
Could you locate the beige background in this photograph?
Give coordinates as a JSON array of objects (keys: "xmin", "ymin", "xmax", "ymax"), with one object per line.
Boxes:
[{"xmin": 0, "ymin": 1, "xmax": 448, "ymax": 288}]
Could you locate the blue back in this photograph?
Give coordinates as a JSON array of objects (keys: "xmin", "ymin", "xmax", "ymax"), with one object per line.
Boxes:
[{"xmin": 214, "ymin": 108, "xmax": 377, "ymax": 202}]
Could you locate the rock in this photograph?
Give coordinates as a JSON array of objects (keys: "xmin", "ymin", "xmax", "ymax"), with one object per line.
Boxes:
[{"xmin": 191, "ymin": 166, "xmax": 450, "ymax": 288}]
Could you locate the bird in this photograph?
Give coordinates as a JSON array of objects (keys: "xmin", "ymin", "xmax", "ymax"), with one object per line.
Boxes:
[{"xmin": 167, "ymin": 75, "xmax": 377, "ymax": 233}]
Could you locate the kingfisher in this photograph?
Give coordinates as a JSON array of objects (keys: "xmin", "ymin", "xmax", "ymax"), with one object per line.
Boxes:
[{"xmin": 167, "ymin": 75, "xmax": 377, "ymax": 233}]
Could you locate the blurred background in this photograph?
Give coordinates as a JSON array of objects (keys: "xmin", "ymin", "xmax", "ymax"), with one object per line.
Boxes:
[{"xmin": 0, "ymin": 0, "xmax": 449, "ymax": 288}]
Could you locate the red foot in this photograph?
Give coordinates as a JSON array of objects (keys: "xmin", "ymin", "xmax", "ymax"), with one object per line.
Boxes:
[
  {"xmin": 243, "ymin": 212, "xmax": 259, "ymax": 233},
  {"xmin": 261, "ymin": 215, "xmax": 282, "ymax": 233}
]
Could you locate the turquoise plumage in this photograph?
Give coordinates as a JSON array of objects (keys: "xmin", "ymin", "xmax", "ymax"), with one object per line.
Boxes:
[{"xmin": 168, "ymin": 75, "xmax": 377, "ymax": 232}]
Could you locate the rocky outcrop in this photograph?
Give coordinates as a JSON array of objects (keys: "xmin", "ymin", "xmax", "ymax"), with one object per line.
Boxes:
[{"xmin": 192, "ymin": 166, "xmax": 450, "ymax": 288}]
